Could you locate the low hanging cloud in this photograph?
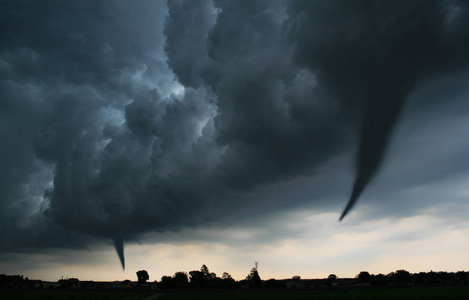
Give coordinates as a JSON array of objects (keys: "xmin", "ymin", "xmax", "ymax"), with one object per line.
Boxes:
[{"xmin": 1, "ymin": 0, "xmax": 469, "ymax": 269}]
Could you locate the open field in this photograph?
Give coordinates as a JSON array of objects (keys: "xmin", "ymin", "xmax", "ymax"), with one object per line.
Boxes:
[
  {"xmin": 1, "ymin": 286, "xmax": 469, "ymax": 300},
  {"xmin": 158, "ymin": 286, "xmax": 469, "ymax": 300},
  {"xmin": 0, "ymin": 289, "xmax": 156, "ymax": 300},
  {"xmin": 0, "ymin": 287, "xmax": 469, "ymax": 300}
]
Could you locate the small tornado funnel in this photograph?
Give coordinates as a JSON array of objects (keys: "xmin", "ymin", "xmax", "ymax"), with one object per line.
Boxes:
[
  {"xmin": 340, "ymin": 177, "xmax": 367, "ymax": 221},
  {"xmin": 113, "ymin": 237, "xmax": 125, "ymax": 270}
]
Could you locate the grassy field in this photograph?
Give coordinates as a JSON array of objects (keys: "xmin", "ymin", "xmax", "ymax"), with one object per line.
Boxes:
[
  {"xmin": 158, "ymin": 286, "xmax": 469, "ymax": 300},
  {"xmin": 2, "ymin": 286, "xmax": 469, "ymax": 300},
  {"xmin": 0, "ymin": 289, "xmax": 156, "ymax": 300}
]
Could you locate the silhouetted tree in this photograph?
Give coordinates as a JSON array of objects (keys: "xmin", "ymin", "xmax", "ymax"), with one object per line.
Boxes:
[
  {"xmin": 189, "ymin": 270, "xmax": 205, "ymax": 287},
  {"xmin": 394, "ymin": 269, "xmax": 411, "ymax": 286},
  {"xmin": 201, "ymin": 265, "xmax": 210, "ymax": 277},
  {"xmin": 386, "ymin": 271, "xmax": 396, "ymax": 284},
  {"xmin": 173, "ymin": 272, "xmax": 188, "ymax": 283},
  {"xmin": 246, "ymin": 267, "xmax": 261, "ymax": 287},
  {"xmin": 370, "ymin": 273, "xmax": 388, "ymax": 285},
  {"xmin": 199, "ymin": 264, "xmax": 217, "ymax": 281},
  {"xmin": 292, "ymin": 275, "xmax": 301, "ymax": 281},
  {"xmin": 171, "ymin": 271, "xmax": 189, "ymax": 289},
  {"xmin": 222, "ymin": 272, "xmax": 233, "ymax": 281},
  {"xmin": 160, "ymin": 276, "xmax": 175, "ymax": 289},
  {"xmin": 216, "ymin": 272, "xmax": 234, "ymax": 288},
  {"xmin": 327, "ymin": 274, "xmax": 337, "ymax": 281},
  {"xmin": 136, "ymin": 270, "xmax": 149, "ymax": 284},
  {"xmin": 188, "ymin": 265, "xmax": 217, "ymax": 287},
  {"xmin": 357, "ymin": 271, "xmax": 371, "ymax": 283},
  {"xmin": 209, "ymin": 272, "xmax": 217, "ymax": 280},
  {"xmin": 327, "ymin": 274, "xmax": 337, "ymax": 287}
]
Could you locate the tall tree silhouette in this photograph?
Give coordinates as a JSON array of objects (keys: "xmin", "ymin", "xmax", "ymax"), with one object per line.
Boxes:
[{"xmin": 136, "ymin": 270, "xmax": 149, "ymax": 284}]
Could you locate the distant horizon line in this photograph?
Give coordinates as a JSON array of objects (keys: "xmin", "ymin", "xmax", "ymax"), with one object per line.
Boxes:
[{"xmin": 3, "ymin": 268, "xmax": 468, "ymax": 283}]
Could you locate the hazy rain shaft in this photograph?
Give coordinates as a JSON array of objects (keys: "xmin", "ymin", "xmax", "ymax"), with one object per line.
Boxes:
[{"xmin": 1, "ymin": 0, "xmax": 469, "ymax": 268}]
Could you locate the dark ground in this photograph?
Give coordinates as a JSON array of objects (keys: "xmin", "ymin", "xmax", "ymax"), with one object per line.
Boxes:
[{"xmin": 2, "ymin": 286, "xmax": 469, "ymax": 300}]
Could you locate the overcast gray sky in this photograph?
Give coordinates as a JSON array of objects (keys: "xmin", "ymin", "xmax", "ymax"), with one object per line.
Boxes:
[{"xmin": 1, "ymin": 0, "xmax": 469, "ymax": 281}]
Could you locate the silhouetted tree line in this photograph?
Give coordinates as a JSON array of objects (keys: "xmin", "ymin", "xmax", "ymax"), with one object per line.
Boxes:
[
  {"xmin": 153, "ymin": 267, "xmax": 469, "ymax": 290},
  {"xmin": 2, "ymin": 268, "xmax": 468, "ymax": 290},
  {"xmin": 355, "ymin": 270, "xmax": 469, "ymax": 286},
  {"xmin": 158, "ymin": 264, "xmax": 237, "ymax": 289}
]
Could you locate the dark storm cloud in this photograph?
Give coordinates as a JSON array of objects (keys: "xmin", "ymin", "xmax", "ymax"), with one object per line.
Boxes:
[
  {"xmin": 166, "ymin": 0, "xmax": 354, "ymax": 192},
  {"xmin": 2, "ymin": 0, "xmax": 469, "ymax": 267},
  {"xmin": 0, "ymin": 0, "xmax": 174, "ymax": 251}
]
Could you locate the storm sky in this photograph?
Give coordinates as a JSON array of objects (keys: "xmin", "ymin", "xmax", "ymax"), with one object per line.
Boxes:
[{"xmin": 1, "ymin": 0, "xmax": 469, "ymax": 281}]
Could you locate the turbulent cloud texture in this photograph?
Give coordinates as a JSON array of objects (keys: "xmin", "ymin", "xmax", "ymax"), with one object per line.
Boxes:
[{"xmin": 1, "ymin": 0, "xmax": 469, "ymax": 268}]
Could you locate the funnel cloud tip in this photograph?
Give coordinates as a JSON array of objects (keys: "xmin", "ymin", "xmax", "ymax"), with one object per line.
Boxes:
[
  {"xmin": 339, "ymin": 211, "xmax": 346, "ymax": 222},
  {"xmin": 113, "ymin": 237, "xmax": 125, "ymax": 270}
]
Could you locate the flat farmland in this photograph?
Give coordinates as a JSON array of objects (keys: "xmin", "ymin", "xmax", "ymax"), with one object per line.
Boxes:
[
  {"xmin": 0, "ymin": 289, "xmax": 156, "ymax": 300},
  {"xmin": 159, "ymin": 286, "xmax": 469, "ymax": 300},
  {"xmin": 2, "ymin": 286, "xmax": 469, "ymax": 300}
]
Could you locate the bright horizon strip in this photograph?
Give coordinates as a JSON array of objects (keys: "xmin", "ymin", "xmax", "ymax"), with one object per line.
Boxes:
[{"xmin": 4, "ymin": 209, "xmax": 469, "ymax": 282}]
